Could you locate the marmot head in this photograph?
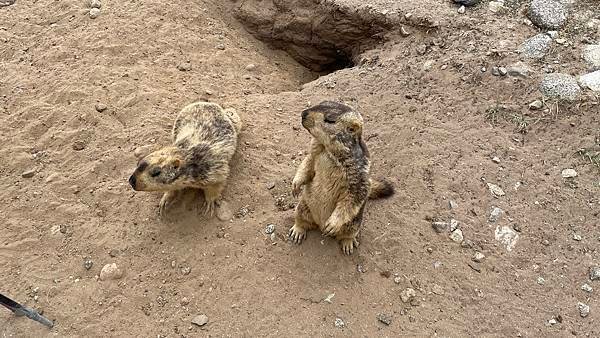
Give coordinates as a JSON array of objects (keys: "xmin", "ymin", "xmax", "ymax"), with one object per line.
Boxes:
[
  {"xmin": 129, "ymin": 146, "xmax": 190, "ymax": 191},
  {"xmin": 301, "ymin": 101, "xmax": 366, "ymax": 155}
]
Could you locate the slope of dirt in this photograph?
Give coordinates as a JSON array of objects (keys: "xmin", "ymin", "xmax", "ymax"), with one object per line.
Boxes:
[{"xmin": 1, "ymin": 0, "xmax": 599, "ymax": 337}]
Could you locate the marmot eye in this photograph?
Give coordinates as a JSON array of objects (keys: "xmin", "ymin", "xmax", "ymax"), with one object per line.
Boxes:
[
  {"xmin": 149, "ymin": 167, "xmax": 161, "ymax": 177},
  {"xmin": 347, "ymin": 126, "xmax": 356, "ymax": 133}
]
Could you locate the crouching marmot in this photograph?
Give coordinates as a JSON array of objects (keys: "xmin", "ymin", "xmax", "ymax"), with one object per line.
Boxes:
[
  {"xmin": 288, "ymin": 101, "xmax": 394, "ymax": 255},
  {"xmin": 128, "ymin": 101, "xmax": 242, "ymax": 216}
]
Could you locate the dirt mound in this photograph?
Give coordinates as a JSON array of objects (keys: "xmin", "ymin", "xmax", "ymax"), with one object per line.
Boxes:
[{"xmin": 1, "ymin": 0, "xmax": 599, "ymax": 336}]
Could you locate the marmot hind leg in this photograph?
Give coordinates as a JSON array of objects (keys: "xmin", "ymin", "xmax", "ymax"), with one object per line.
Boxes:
[{"xmin": 289, "ymin": 198, "xmax": 317, "ymax": 244}]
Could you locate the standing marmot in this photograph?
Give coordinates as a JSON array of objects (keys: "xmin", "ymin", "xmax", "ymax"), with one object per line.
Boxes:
[
  {"xmin": 128, "ymin": 101, "xmax": 242, "ymax": 216},
  {"xmin": 288, "ymin": 101, "xmax": 394, "ymax": 255}
]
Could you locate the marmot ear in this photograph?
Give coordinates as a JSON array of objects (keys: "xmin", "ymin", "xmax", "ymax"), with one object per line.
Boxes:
[{"xmin": 172, "ymin": 158, "xmax": 182, "ymax": 169}]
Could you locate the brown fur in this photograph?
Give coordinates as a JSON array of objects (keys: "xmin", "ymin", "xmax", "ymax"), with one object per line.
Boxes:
[
  {"xmin": 289, "ymin": 101, "xmax": 394, "ymax": 255},
  {"xmin": 128, "ymin": 101, "xmax": 242, "ymax": 216}
]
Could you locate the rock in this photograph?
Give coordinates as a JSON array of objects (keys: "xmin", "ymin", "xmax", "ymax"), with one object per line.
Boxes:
[
  {"xmin": 457, "ymin": 5, "xmax": 466, "ymax": 14},
  {"xmin": 21, "ymin": 169, "xmax": 35, "ymax": 178},
  {"xmin": 561, "ymin": 168, "xmax": 577, "ymax": 178},
  {"xmin": 177, "ymin": 62, "xmax": 192, "ymax": 72},
  {"xmin": 83, "ymin": 257, "xmax": 93, "ymax": 270},
  {"xmin": 323, "ymin": 293, "xmax": 335, "ymax": 304},
  {"xmin": 578, "ymin": 302, "xmax": 590, "ymax": 318},
  {"xmin": 181, "ymin": 297, "xmax": 190, "ymax": 306},
  {"xmin": 461, "ymin": 239, "xmax": 475, "ymax": 249},
  {"xmin": 590, "ymin": 266, "xmax": 600, "ymax": 280},
  {"xmin": 529, "ymin": 100, "xmax": 544, "ymax": 110},
  {"xmin": 89, "ymin": 8, "xmax": 100, "ymax": 19},
  {"xmin": 448, "ymin": 200, "xmax": 458, "ymax": 210},
  {"xmin": 400, "ymin": 26, "xmax": 411, "ymax": 37},
  {"xmin": 527, "ymin": 0, "xmax": 568, "ymax": 30},
  {"xmin": 581, "ymin": 284, "xmax": 593, "ymax": 293},
  {"xmin": 95, "ymin": 103, "xmax": 107, "ymax": 112},
  {"xmin": 495, "ymin": 226, "xmax": 519, "ymax": 252},
  {"xmin": 573, "ymin": 233, "xmax": 582, "ymax": 241},
  {"xmin": 265, "ymin": 224, "xmax": 275, "ymax": 234},
  {"xmin": 498, "ymin": 67, "xmax": 507, "ymax": 76},
  {"xmin": 432, "ymin": 221, "xmax": 448, "ymax": 233},
  {"xmin": 489, "ymin": 206, "xmax": 504, "ymax": 222},
  {"xmin": 492, "ymin": 156, "xmax": 501, "ymax": 163},
  {"xmin": 245, "ymin": 64, "xmax": 256, "ymax": 71},
  {"xmin": 472, "ymin": 252, "xmax": 485, "ymax": 263},
  {"xmin": 90, "ymin": 0, "xmax": 101, "ymax": 9},
  {"xmin": 487, "ymin": 183, "xmax": 505, "ymax": 197},
  {"xmin": 449, "ymin": 219, "xmax": 459, "ymax": 232},
  {"xmin": 215, "ymin": 43, "xmax": 225, "ymax": 50},
  {"xmin": 539, "ymin": 73, "xmax": 581, "ymax": 101},
  {"xmin": 393, "ymin": 276, "xmax": 402, "ymax": 284},
  {"xmin": 191, "ymin": 314, "xmax": 208, "ymax": 327},
  {"xmin": 449, "ymin": 229, "xmax": 463, "ymax": 243},
  {"xmin": 488, "ymin": 1, "xmax": 506, "ymax": 13},
  {"xmin": 266, "ymin": 182, "xmax": 276, "ymax": 190},
  {"xmin": 334, "ymin": 318, "xmax": 345, "ymax": 328},
  {"xmin": 519, "ymin": 33, "xmax": 552, "ymax": 59},
  {"xmin": 216, "ymin": 201, "xmax": 233, "ymax": 221},
  {"xmin": 376, "ymin": 313, "xmax": 392, "ymax": 325},
  {"xmin": 400, "ymin": 288, "xmax": 416, "ymax": 303},
  {"xmin": 72, "ymin": 140, "xmax": 86, "ymax": 151},
  {"xmin": 0, "ymin": 0, "xmax": 16, "ymax": 8},
  {"xmin": 99, "ymin": 263, "xmax": 123, "ymax": 280},
  {"xmin": 453, "ymin": 0, "xmax": 480, "ymax": 6},
  {"xmin": 416, "ymin": 44, "xmax": 427, "ymax": 55},
  {"xmin": 537, "ymin": 276, "xmax": 545, "ymax": 285},
  {"xmin": 181, "ymin": 267, "xmax": 191, "ymax": 275},
  {"xmin": 582, "ymin": 45, "xmax": 600, "ymax": 70},
  {"xmin": 579, "ymin": 70, "xmax": 600, "ymax": 91},
  {"xmin": 492, "ymin": 67, "xmax": 501, "ymax": 76},
  {"xmin": 507, "ymin": 62, "xmax": 533, "ymax": 78}
]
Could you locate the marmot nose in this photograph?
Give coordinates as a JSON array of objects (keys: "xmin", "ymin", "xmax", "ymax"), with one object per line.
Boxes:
[
  {"xmin": 301, "ymin": 109, "xmax": 309, "ymax": 122},
  {"xmin": 128, "ymin": 175, "xmax": 137, "ymax": 190}
]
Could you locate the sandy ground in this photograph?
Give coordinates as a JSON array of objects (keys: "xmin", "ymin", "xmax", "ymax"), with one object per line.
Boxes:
[{"xmin": 1, "ymin": 0, "xmax": 599, "ymax": 337}]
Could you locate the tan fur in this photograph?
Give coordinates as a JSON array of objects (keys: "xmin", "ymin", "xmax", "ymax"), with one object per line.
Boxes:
[
  {"xmin": 128, "ymin": 101, "xmax": 241, "ymax": 217},
  {"xmin": 289, "ymin": 101, "xmax": 394, "ymax": 255}
]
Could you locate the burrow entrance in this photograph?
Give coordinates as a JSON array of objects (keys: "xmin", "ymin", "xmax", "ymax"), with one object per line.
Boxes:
[{"xmin": 231, "ymin": 0, "xmax": 397, "ymax": 73}]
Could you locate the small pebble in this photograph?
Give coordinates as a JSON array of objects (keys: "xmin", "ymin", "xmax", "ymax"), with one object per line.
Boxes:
[
  {"xmin": 400, "ymin": 288, "xmax": 416, "ymax": 303},
  {"xmin": 94, "ymin": 103, "xmax": 107, "ymax": 112},
  {"xmin": 448, "ymin": 200, "xmax": 458, "ymax": 209},
  {"xmin": 449, "ymin": 229, "xmax": 463, "ymax": 243},
  {"xmin": 461, "ymin": 239, "xmax": 475, "ymax": 249},
  {"xmin": 245, "ymin": 64, "xmax": 256, "ymax": 71},
  {"xmin": 377, "ymin": 313, "xmax": 392, "ymax": 325},
  {"xmin": 266, "ymin": 182, "xmax": 276, "ymax": 190},
  {"xmin": 191, "ymin": 314, "xmax": 208, "ymax": 326},
  {"xmin": 90, "ymin": 0, "xmax": 101, "ymax": 9},
  {"xmin": 89, "ymin": 8, "xmax": 100, "ymax": 19},
  {"xmin": 578, "ymin": 302, "xmax": 590, "ymax": 318},
  {"xmin": 492, "ymin": 156, "xmax": 501, "ymax": 163},
  {"xmin": 457, "ymin": 5, "xmax": 466, "ymax": 14},
  {"xmin": 561, "ymin": 169, "xmax": 577, "ymax": 178},
  {"xmin": 487, "ymin": 183, "xmax": 505, "ymax": 197},
  {"xmin": 265, "ymin": 224, "xmax": 275, "ymax": 234},
  {"xmin": 489, "ymin": 206, "xmax": 504, "ymax": 223},
  {"xmin": 181, "ymin": 267, "xmax": 191, "ymax": 275},
  {"xmin": 99, "ymin": 263, "xmax": 123, "ymax": 280},
  {"xmin": 181, "ymin": 297, "xmax": 190, "ymax": 306},
  {"xmin": 492, "ymin": 67, "xmax": 501, "ymax": 76},
  {"xmin": 72, "ymin": 141, "xmax": 86, "ymax": 151},
  {"xmin": 573, "ymin": 233, "xmax": 582, "ymax": 241},
  {"xmin": 21, "ymin": 169, "xmax": 35, "ymax": 178},
  {"xmin": 589, "ymin": 266, "xmax": 600, "ymax": 280},
  {"xmin": 177, "ymin": 62, "xmax": 192, "ymax": 72},
  {"xmin": 393, "ymin": 276, "xmax": 402, "ymax": 284},
  {"xmin": 215, "ymin": 44, "xmax": 225, "ymax": 50},
  {"xmin": 432, "ymin": 221, "xmax": 448, "ymax": 233},
  {"xmin": 529, "ymin": 100, "xmax": 544, "ymax": 110},
  {"xmin": 581, "ymin": 284, "xmax": 593, "ymax": 293},
  {"xmin": 83, "ymin": 257, "xmax": 93, "ymax": 270},
  {"xmin": 498, "ymin": 67, "xmax": 507, "ymax": 76},
  {"xmin": 334, "ymin": 317, "xmax": 345, "ymax": 328},
  {"xmin": 449, "ymin": 219, "xmax": 459, "ymax": 232},
  {"xmin": 537, "ymin": 276, "xmax": 545, "ymax": 285},
  {"xmin": 472, "ymin": 252, "xmax": 485, "ymax": 263}
]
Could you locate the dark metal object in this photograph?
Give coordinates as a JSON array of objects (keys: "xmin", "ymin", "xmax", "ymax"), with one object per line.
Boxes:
[{"xmin": 0, "ymin": 293, "xmax": 54, "ymax": 328}]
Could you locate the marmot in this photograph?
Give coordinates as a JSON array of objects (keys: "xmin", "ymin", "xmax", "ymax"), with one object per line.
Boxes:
[
  {"xmin": 128, "ymin": 101, "xmax": 242, "ymax": 216},
  {"xmin": 288, "ymin": 101, "xmax": 394, "ymax": 255}
]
